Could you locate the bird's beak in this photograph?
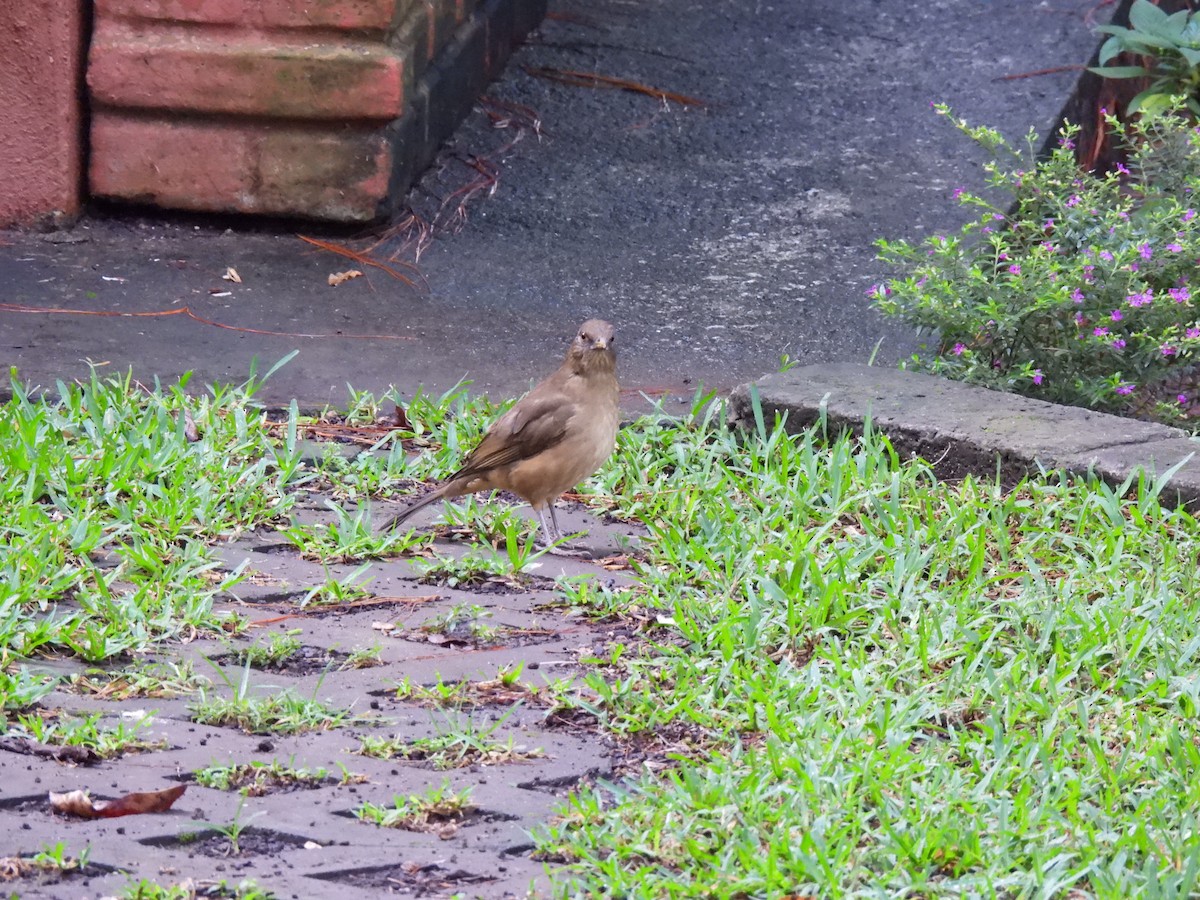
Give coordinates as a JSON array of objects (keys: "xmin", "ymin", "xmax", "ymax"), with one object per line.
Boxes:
[{"xmin": 592, "ymin": 337, "xmax": 608, "ymax": 350}]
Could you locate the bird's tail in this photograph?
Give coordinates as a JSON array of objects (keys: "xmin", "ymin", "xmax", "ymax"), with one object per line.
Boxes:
[{"xmin": 378, "ymin": 487, "xmax": 444, "ymax": 534}]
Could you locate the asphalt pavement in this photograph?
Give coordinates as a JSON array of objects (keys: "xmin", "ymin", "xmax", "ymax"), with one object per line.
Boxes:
[{"xmin": 0, "ymin": 0, "xmax": 1105, "ymax": 410}]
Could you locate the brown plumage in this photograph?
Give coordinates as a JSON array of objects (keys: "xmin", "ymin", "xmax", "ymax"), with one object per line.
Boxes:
[{"xmin": 381, "ymin": 319, "xmax": 619, "ymax": 545}]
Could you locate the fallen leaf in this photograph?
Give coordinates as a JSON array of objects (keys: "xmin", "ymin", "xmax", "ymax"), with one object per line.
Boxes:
[
  {"xmin": 180, "ymin": 408, "xmax": 201, "ymax": 442},
  {"xmin": 208, "ymin": 289, "xmax": 232, "ymax": 297},
  {"xmin": 222, "ymin": 267, "xmax": 242, "ymax": 283},
  {"xmin": 49, "ymin": 784, "xmax": 187, "ymax": 819},
  {"xmin": 328, "ymin": 269, "xmax": 364, "ymax": 287}
]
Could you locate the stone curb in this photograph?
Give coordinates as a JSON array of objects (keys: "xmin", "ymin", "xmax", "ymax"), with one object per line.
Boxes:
[{"xmin": 729, "ymin": 363, "xmax": 1200, "ymax": 510}]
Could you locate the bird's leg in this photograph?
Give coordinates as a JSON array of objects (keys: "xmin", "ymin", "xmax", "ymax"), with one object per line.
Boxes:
[{"xmin": 535, "ymin": 502, "xmax": 591, "ymax": 557}]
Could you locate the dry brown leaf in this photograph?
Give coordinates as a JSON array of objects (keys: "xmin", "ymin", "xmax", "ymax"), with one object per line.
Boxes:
[
  {"xmin": 328, "ymin": 269, "xmax": 364, "ymax": 287},
  {"xmin": 49, "ymin": 784, "xmax": 187, "ymax": 819}
]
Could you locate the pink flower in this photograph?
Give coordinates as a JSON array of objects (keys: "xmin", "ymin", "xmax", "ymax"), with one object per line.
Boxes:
[
  {"xmin": 1111, "ymin": 309, "xmax": 1123, "ymax": 321},
  {"xmin": 1032, "ymin": 370, "xmax": 1044, "ymax": 385},
  {"xmin": 1066, "ymin": 194, "xmax": 1081, "ymax": 207},
  {"xmin": 1094, "ymin": 326, "xmax": 1109, "ymax": 337},
  {"xmin": 1162, "ymin": 344, "xmax": 1179, "ymax": 357},
  {"xmin": 1170, "ymin": 286, "xmax": 1190, "ymax": 303},
  {"xmin": 1008, "ymin": 264, "xmax": 1021, "ymax": 275},
  {"xmin": 1099, "ymin": 250, "xmax": 1114, "ymax": 261},
  {"xmin": 1186, "ymin": 209, "xmax": 1197, "ymax": 222},
  {"xmin": 1071, "ymin": 288, "xmax": 1085, "ymax": 303},
  {"xmin": 1179, "ymin": 394, "xmax": 1189, "ymax": 405},
  {"xmin": 1188, "ymin": 327, "xmax": 1200, "ymax": 339},
  {"xmin": 953, "ymin": 187, "xmax": 966, "ymax": 200},
  {"xmin": 1116, "ymin": 162, "xmax": 1131, "ymax": 175},
  {"xmin": 1117, "ymin": 383, "xmax": 1135, "ymax": 395},
  {"xmin": 952, "ymin": 343, "xmax": 966, "ymax": 356},
  {"xmin": 1139, "ymin": 243, "xmax": 1153, "ymax": 259},
  {"xmin": 1168, "ymin": 243, "xmax": 1184, "ymax": 253},
  {"xmin": 1112, "ymin": 338, "xmax": 1126, "ymax": 350},
  {"xmin": 1074, "ymin": 311, "xmax": 1086, "ymax": 325},
  {"xmin": 1128, "ymin": 290, "xmax": 1153, "ymax": 307}
]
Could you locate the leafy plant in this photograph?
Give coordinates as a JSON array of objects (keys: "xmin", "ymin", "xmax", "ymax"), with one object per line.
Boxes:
[
  {"xmin": 354, "ymin": 780, "xmax": 475, "ymax": 832},
  {"xmin": 358, "ymin": 711, "xmax": 542, "ymax": 769},
  {"xmin": 190, "ymin": 662, "xmax": 358, "ymax": 735},
  {"xmin": 233, "ymin": 630, "xmax": 302, "ymax": 668},
  {"xmin": 194, "ymin": 758, "xmax": 329, "ymax": 796},
  {"xmin": 0, "ymin": 667, "xmax": 58, "ymax": 711},
  {"xmin": 187, "ymin": 798, "xmax": 263, "ymax": 855},
  {"xmin": 3, "ymin": 710, "xmax": 165, "ymax": 758},
  {"xmin": 0, "ymin": 842, "xmax": 92, "ymax": 881},
  {"xmin": 1091, "ymin": 0, "xmax": 1200, "ymax": 116},
  {"xmin": 873, "ymin": 103, "xmax": 1200, "ymax": 421}
]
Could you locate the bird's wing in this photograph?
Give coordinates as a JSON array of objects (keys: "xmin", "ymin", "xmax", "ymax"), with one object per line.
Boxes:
[{"xmin": 452, "ymin": 392, "xmax": 576, "ymax": 477}]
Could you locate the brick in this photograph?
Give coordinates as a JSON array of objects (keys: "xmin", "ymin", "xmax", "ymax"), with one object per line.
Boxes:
[
  {"xmin": 91, "ymin": 114, "xmax": 391, "ymax": 221},
  {"xmin": 0, "ymin": 1, "xmax": 85, "ymax": 227},
  {"xmin": 89, "ymin": 19, "xmax": 405, "ymax": 120},
  {"xmin": 96, "ymin": 0, "xmax": 410, "ymax": 31}
]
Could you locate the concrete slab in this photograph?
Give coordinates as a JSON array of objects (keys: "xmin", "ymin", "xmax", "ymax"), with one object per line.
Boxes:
[{"xmin": 730, "ymin": 363, "xmax": 1200, "ymax": 509}]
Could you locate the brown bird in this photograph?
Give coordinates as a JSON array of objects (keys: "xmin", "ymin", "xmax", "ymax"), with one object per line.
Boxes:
[{"xmin": 381, "ymin": 319, "xmax": 620, "ymax": 547}]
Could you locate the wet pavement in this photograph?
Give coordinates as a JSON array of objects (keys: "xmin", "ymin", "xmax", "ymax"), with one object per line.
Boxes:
[{"xmin": 1, "ymin": 0, "xmax": 1103, "ymax": 411}]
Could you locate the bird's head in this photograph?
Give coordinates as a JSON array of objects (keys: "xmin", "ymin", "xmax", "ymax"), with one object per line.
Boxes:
[{"xmin": 568, "ymin": 319, "xmax": 617, "ymax": 373}]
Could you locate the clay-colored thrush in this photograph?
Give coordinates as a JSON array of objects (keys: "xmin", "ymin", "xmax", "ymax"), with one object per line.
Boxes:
[{"xmin": 381, "ymin": 319, "xmax": 619, "ymax": 544}]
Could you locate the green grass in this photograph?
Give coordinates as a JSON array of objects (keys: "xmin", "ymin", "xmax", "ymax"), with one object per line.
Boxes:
[
  {"xmin": 5, "ymin": 370, "xmax": 1200, "ymax": 895},
  {"xmin": 0, "ymin": 365, "xmax": 304, "ymax": 664},
  {"xmin": 535, "ymin": 396, "xmax": 1200, "ymax": 898}
]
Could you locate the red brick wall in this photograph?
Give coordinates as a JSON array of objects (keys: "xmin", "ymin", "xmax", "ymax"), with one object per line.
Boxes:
[
  {"xmin": 0, "ymin": 1, "xmax": 86, "ymax": 228},
  {"xmin": 87, "ymin": 0, "xmax": 544, "ymax": 223}
]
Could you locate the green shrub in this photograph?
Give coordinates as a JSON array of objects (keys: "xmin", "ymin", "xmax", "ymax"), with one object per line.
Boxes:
[{"xmin": 872, "ymin": 103, "xmax": 1200, "ymax": 423}]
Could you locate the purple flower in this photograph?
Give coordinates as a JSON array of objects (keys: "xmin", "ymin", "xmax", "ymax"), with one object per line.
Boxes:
[
  {"xmin": 1008, "ymin": 264, "xmax": 1021, "ymax": 275},
  {"xmin": 1139, "ymin": 243, "xmax": 1153, "ymax": 260},
  {"xmin": 1071, "ymin": 288, "xmax": 1085, "ymax": 303},
  {"xmin": 992, "ymin": 213, "xmax": 1004, "ymax": 221},
  {"xmin": 1112, "ymin": 338, "xmax": 1127, "ymax": 350},
  {"xmin": 1111, "ymin": 309, "xmax": 1123, "ymax": 321},
  {"xmin": 952, "ymin": 342, "xmax": 966, "ymax": 356},
  {"xmin": 1187, "ymin": 327, "xmax": 1200, "ymax": 339},
  {"xmin": 1099, "ymin": 251, "xmax": 1114, "ymax": 262},
  {"xmin": 1162, "ymin": 344, "xmax": 1179, "ymax": 357},
  {"xmin": 1179, "ymin": 394, "xmax": 1189, "ymax": 405},
  {"xmin": 1117, "ymin": 383, "xmax": 1135, "ymax": 395},
  {"xmin": 1066, "ymin": 194, "xmax": 1081, "ymax": 207},
  {"xmin": 1083, "ymin": 265, "xmax": 1096, "ymax": 282},
  {"xmin": 1074, "ymin": 311, "xmax": 1086, "ymax": 325},
  {"xmin": 1170, "ymin": 286, "xmax": 1191, "ymax": 303},
  {"xmin": 1116, "ymin": 162, "xmax": 1131, "ymax": 175},
  {"xmin": 1128, "ymin": 290, "xmax": 1153, "ymax": 307},
  {"xmin": 1059, "ymin": 136, "xmax": 1075, "ymax": 150},
  {"xmin": 1168, "ymin": 243, "xmax": 1184, "ymax": 253},
  {"xmin": 1032, "ymin": 370, "xmax": 1044, "ymax": 385},
  {"xmin": 1094, "ymin": 326, "xmax": 1109, "ymax": 337},
  {"xmin": 953, "ymin": 187, "xmax": 966, "ymax": 200},
  {"xmin": 1185, "ymin": 209, "xmax": 1197, "ymax": 222},
  {"xmin": 1044, "ymin": 220, "xmax": 1055, "ymax": 229}
]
